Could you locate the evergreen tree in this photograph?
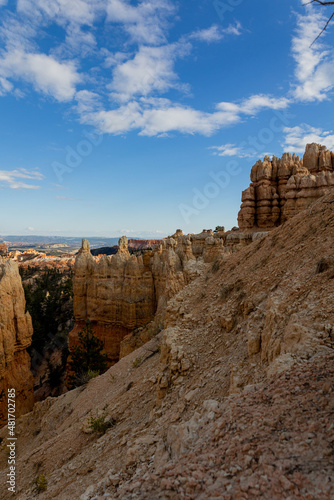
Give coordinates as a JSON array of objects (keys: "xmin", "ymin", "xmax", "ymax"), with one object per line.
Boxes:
[{"xmin": 68, "ymin": 321, "xmax": 107, "ymax": 387}]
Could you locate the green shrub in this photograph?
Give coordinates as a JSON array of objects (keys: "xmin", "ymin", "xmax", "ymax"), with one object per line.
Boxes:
[
  {"xmin": 33, "ymin": 474, "xmax": 48, "ymax": 493},
  {"xmin": 132, "ymin": 357, "xmax": 142, "ymax": 368},
  {"xmin": 87, "ymin": 411, "xmax": 116, "ymax": 435}
]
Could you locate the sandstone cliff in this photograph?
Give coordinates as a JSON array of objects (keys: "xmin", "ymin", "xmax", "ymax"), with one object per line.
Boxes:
[
  {"xmin": 0, "ymin": 244, "xmax": 8, "ymax": 256},
  {"xmin": 238, "ymin": 143, "xmax": 334, "ymax": 230},
  {"xmin": 0, "ymin": 258, "xmax": 34, "ymax": 426},
  {"xmin": 70, "ymin": 230, "xmax": 266, "ymax": 365},
  {"xmin": 1, "ymin": 191, "xmax": 333, "ymax": 499}
]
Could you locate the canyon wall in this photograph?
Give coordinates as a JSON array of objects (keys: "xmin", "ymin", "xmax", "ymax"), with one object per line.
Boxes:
[
  {"xmin": 70, "ymin": 143, "xmax": 334, "ymax": 367},
  {"xmin": 70, "ymin": 230, "xmax": 261, "ymax": 364},
  {"xmin": 0, "ymin": 258, "xmax": 34, "ymax": 426},
  {"xmin": 238, "ymin": 143, "xmax": 334, "ymax": 230}
]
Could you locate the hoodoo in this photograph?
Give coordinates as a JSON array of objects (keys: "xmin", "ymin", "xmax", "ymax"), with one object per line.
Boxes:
[
  {"xmin": 0, "ymin": 258, "xmax": 34, "ymax": 427},
  {"xmin": 238, "ymin": 143, "xmax": 334, "ymax": 230}
]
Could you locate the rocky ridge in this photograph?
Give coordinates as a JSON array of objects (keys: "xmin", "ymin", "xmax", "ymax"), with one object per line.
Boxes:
[
  {"xmin": 70, "ymin": 229, "xmax": 266, "ymax": 364},
  {"xmin": 0, "ymin": 258, "xmax": 34, "ymax": 426},
  {"xmin": 1, "ymin": 191, "xmax": 333, "ymax": 499},
  {"xmin": 238, "ymin": 143, "xmax": 334, "ymax": 230},
  {"xmin": 11, "ymin": 249, "xmax": 75, "ymax": 272}
]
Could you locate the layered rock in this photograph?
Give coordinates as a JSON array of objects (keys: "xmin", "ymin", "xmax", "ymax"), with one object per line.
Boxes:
[
  {"xmin": 10, "ymin": 249, "xmax": 75, "ymax": 272},
  {"xmin": 70, "ymin": 238, "xmax": 157, "ymax": 364},
  {"xmin": 70, "ymin": 230, "xmax": 265, "ymax": 365},
  {"xmin": 0, "ymin": 258, "xmax": 34, "ymax": 426},
  {"xmin": 238, "ymin": 143, "xmax": 334, "ymax": 230},
  {"xmin": 1, "ymin": 193, "xmax": 333, "ymax": 500}
]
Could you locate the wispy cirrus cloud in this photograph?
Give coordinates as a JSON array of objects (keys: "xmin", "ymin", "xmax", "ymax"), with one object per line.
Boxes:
[
  {"xmin": 17, "ymin": 0, "xmax": 104, "ymax": 27},
  {"xmin": 209, "ymin": 143, "xmax": 254, "ymax": 158},
  {"xmin": 188, "ymin": 22, "xmax": 242, "ymax": 43},
  {"xmin": 0, "ymin": 0, "xmax": 325, "ymax": 143},
  {"xmin": 84, "ymin": 94, "xmax": 289, "ymax": 136},
  {"xmin": 291, "ymin": 5, "xmax": 334, "ymax": 102},
  {"xmin": 282, "ymin": 124, "xmax": 334, "ymax": 153},
  {"xmin": 107, "ymin": 0, "xmax": 175, "ymax": 45},
  {"xmin": 0, "ymin": 169, "xmax": 44, "ymax": 189}
]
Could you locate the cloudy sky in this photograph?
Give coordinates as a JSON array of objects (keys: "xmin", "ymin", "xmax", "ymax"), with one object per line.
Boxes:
[{"xmin": 0, "ymin": 0, "xmax": 334, "ymax": 237}]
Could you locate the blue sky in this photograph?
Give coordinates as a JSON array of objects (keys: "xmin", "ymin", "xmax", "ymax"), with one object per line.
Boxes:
[{"xmin": 0, "ymin": 0, "xmax": 334, "ymax": 237}]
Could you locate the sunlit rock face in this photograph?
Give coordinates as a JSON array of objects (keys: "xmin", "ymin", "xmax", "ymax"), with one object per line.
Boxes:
[
  {"xmin": 0, "ymin": 258, "xmax": 34, "ymax": 427},
  {"xmin": 69, "ymin": 229, "xmax": 259, "ymax": 365},
  {"xmin": 238, "ymin": 143, "xmax": 334, "ymax": 230}
]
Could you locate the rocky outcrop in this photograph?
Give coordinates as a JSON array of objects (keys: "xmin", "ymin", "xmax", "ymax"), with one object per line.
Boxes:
[
  {"xmin": 0, "ymin": 258, "xmax": 34, "ymax": 426},
  {"xmin": 1, "ymin": 192, "xmax": 333, "ymax": 499},
  {"xmin": 238, "ymin": 143, "xmax": 334, "ymax": 230},
  {"xmin": 70, "ymin": 238, "xmax": 157, "ymax": 364},
  {"xmin": 0, "ymin": 244, "xmax": 8, "ymax": 256},
  {"xmin": 128, "ymin": 238, "xmax": 164, "ymax": 250},
  {"xmin": 70, "ymin": 230, "xmax": 266, "ymax": 365},
  {"xmin": 10, "ymin": 249, "xmax": 75, "ymax": 272}
]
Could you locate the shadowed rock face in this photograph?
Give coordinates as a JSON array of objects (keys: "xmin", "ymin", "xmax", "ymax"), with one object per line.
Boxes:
[
  {"xmin": 0, "ymin": 258, "xmax": 34, "ymax": 427},
  {"xmin": 70, "ymin": 236, "xmax": 192, "ymax": 365},
  {"xmin": 238, "ymin": 143, "xmax": 334, "ymax": 230}
]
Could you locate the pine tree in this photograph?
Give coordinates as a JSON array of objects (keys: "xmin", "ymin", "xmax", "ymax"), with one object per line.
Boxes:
[{"xmin": 68, "ymin": 320, "xmax": 107, "ymax": 387}]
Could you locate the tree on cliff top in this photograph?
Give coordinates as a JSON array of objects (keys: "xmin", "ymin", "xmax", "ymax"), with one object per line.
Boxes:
[{"xmin": 68, "ymin": 321, "xmax": 108, "ymax": 388}]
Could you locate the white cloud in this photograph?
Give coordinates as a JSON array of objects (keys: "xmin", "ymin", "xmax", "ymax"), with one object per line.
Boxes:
[
  {"xmin": 16, "ymin": 1, "xmax": 105, "ymax": 57},
  {"xmin": 109, "ymin": 43, "xmax": 190, "ymax": 101},
  {"xmin": 0, "ymin": 76, "xmax": 13, "ymax": 95},
  {"xmin": 107, "ymin": 0, "xmax": 175, "ymax": 45},
  {"xmin": 282, "ymin": 124, "xmax": 334, "ymax": 153},
  {"xmin": 17, "ymin": 0, "xmax": 103, "ymax": 27},
  {"xmin": 101, "ymin": 49, "xmax": 129, "ymax": 68},
  {"xmin": 0, "ymin": 49, "xmax": 81, "ymax": 101},
  {"xmin": 217, "ymin": 94, "xmax": 290, "ymax": 116},
  {"xmin": 0, "ymin": 169, "xmax": 44, "ymax": 189},
  {"xmin": 209, "ymin": 144, "xmax": 254, "ymax": 158},
  {"xmin": 62, "ymin": 24, "xmax": 97, "ymax": 57},
  {"xmin": 0, "ymin": 0, "xmax": 8, "ymax": 6},
  {"xmin": 189, "ymin": 22, "xmax": 242, "ymax": 43},
  {"xmin": 82, "ymin": 93, "xmax": 290, "ymax": 137},
  {"xmin": 222, "ymin": 22, "xmax": 242, "ymax": 37},
  {"xmin": 291, "ymin": 7, "xmax": 334, "ymax": 101},
  {"xmin": 0, "ymin": 15, "xmax": 37, "ymax": 52},
  {"xmin": 76, "ymin": 90, "xmax": 102, "ymax": 114}
]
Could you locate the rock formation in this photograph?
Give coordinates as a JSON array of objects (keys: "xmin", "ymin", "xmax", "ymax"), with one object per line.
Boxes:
[
  {"xmin": 238, "ymin": 143, "xmax": 334, "ymax": 230},
  {"xmin": 70, "ymin": 230, "xmax": 266, "ymax": 365},
  {"xmin": 1, "ymin": 191, "xmax": 333, "ymax": 499},
  {"xmin": 0, "ymin": 258, "xmax": 34, "ymax": 426},
  {"xmin": 10, "ymin": 249, "xmax": 75, "ymax": 272},
  {"xmin": 0, "ymin": 243, "xmax": 8, "ymax": 256}
]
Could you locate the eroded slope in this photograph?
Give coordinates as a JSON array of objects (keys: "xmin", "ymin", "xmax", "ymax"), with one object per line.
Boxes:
[{"xmin": 0, "ymin": 193, "xmax": 333, "ymax": 499}]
